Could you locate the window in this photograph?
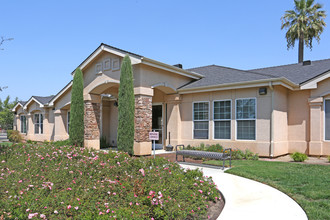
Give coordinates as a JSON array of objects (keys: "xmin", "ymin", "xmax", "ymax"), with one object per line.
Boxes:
[
  {"xmin": 34, "ymin": 113, "xmax": 43, "ymax": 134},
  {"xmin": 214, "ymin": 100, "xmax": 231, "ymax": 139},
  {"xmin": 67, "ymin": 111, "xmax": 70, "ymax": 134},
  {"xmin": 236, "ymin": 98, "xmax": 256, "ymax": 140},
  {"xmin": 193, "ymin": 102, "xmax": 209, "ymax": 139},
  {"xmin": 20, "ymin": 115, "xmax": 27, "ymax": 133},
  {"xmin": 325, "ymin": 100, "xmax": 330, "ymax": 140}
]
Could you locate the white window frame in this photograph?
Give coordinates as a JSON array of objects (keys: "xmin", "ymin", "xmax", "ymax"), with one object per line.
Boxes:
[
  {"xmin": 235, "ymin": 98, "xmax": 257, "ymax": 141},
  {"xmin": 324, "ymin": 98, "xmax": 330, "ymax": 141},
  {"xmin": 67, "ymin": 111, "xmax": 70, "ymax": 134},
  {"xmin": 192, "ymin": 101, "xmax": 210, "ymax": 139},
  {"xmin": 34, "ymin": 113, "xmax": 43, "ymax": 134},
  {"xmin": 213, "ymin": 99, "xmax": 231, "ymax": 140},
  {"xmin": 20, "ymin": 115, "xmax": 27, "ymax": 133}
]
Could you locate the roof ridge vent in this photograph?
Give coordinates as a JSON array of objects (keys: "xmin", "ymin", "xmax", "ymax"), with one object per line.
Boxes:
[{"xmin": 303, "ymin": 60, "xmax": 311, "ymax": 66}]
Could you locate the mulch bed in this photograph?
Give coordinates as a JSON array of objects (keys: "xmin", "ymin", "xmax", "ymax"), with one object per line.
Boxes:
[{"xmin": 144, "ymin": 153, "xmax": 225, "ymax": 220}]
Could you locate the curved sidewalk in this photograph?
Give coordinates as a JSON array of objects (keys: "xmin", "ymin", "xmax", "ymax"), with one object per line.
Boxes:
[{"xmin": 179, "ymin": 163, "xmax": 308, "ymax": 220}]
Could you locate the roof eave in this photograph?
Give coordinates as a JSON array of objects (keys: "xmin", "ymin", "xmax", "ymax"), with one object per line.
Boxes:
[
  {"xmin": 49, "ymin": 81, "xmax": 73, "ymax": 107},
  {"xmin": 178, "ymin": 78, "xmax": 299, "ymax": 94},
  {"xmin": 141, "ymin": 57, "xmax": 203, "ymax": 80}
]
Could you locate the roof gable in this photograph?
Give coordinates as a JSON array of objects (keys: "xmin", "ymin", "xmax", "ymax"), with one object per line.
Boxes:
[
  {"xmin": 23, "ymin": 95, "xmax": 54, "ymax": 110},
  {"xmin": 72, "ymin": 43, "xmax": 203, "ymax": 80}
]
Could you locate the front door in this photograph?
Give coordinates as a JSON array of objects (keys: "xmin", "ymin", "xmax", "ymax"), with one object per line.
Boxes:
[{"xmin": 152, "ymin": 105, "xmax": 163, "ymax": 150}]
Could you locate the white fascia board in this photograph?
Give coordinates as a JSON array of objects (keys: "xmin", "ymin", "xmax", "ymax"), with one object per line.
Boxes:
[
  {"xmin": 49, "ymin": 81, "xmax": 73, "ymax": 106},
  {"xmin": 102, "ymin": 46, "xmax": 141, "ymax": 65},
  {"xmin": 23, "ymin": 97, "xmax": 43, "ymax": 110},
  {"xmin": 71, "ymin": 47, "xmax": 103, "ymax": 75},
  {"xmin": 178, "ymin": 78, "xmax": 298, "ymax": 94},
  {"xmin": 300, "ymin": 70, "xmax": 330, "ymax": 90},
  {"xmin": 71, "ymin": 45, "xmax": 142, "ymax": 76},
  {"xmin": 12, "ymin": 103, "xmax": 23, "ymax": 112},
  {"xmin": 141, "ymin": 57, "xmax": 203, "ymax": 80}
]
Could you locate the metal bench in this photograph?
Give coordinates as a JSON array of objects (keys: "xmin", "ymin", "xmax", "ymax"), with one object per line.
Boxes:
[{"xmin": 175, "ymin": 145, "xmax": 232, "ymax": 170}]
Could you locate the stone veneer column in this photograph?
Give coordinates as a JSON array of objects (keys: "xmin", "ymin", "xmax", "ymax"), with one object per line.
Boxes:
[
  {"xmin": 309, "ymin": 97, "xmax": 323, "ymax": 155},
  {"xmin": 134, "ymin": 94, "xmax": 152, "ymax": 155},
  {"xmin": 84, "ymin": 101, "xmax": 101, "ymax": 150}
]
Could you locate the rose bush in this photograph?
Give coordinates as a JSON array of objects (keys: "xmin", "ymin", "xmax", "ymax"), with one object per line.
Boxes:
[{"xmin": 0, "ymin": 143, "xmax": 220, "ymax": 219}]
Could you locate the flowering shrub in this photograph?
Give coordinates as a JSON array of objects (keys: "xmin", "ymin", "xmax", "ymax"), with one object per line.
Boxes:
[{"xmin": 0, "ymin": 143, "xmax": 220, "ymax": 219}]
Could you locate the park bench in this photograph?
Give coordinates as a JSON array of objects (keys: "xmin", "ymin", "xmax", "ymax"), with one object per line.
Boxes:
[{"xmin": 175, "ymin": 145, "xmax": 232, "ymax": 170}]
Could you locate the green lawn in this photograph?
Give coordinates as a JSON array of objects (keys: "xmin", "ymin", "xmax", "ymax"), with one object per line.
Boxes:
[{"xmin": 204, "ymin": 160, "xmax": 330, "ymax": 220}]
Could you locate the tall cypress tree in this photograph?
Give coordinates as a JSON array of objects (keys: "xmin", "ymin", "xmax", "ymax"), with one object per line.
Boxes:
[
  {"xmin": 117, "ymin": 55, "xmax": 135, "ymax": 154},
  {"xmin": 69, "ymin": 68, "xmax": 84, "ymax": 147}
]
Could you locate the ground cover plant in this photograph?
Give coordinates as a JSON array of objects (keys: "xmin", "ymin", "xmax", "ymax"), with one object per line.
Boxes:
[
  {"xmin": 205, "ymin": 160, "xmax": 330, "ymax": 220},
  {"xmin": 0, "ymin": 143, "xmax": 220, "ymax": 219}
]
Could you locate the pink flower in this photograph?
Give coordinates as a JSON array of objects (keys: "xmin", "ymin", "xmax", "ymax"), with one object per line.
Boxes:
[
  {"xmin": 67, "ymin": 205, "xmax": 71, "ymax": 209},
  {"xmin": 139, "ymin": 168, "xmax": 145, "ymax": 176},
  {"xmin": 99, "ymin": 212, "xmax": 103, "ymax": 215},
  {"xmin": 67, "ymin": 188, "xmax": 72, "ymax": 190},
  {"xmin": 198, "ymin": 190, "xmax": 203, "ymax": 194},
  {"xmin": 28, "ymin": 213, "xmax": 38, "ymax": 219},
  {"xmin": 18, "ymin": 180, "xmax": 22, "ymax": 183},
  {"xmin": 54, "ymin": 210, "xmax": 58, "ymax": 214},
  {"xmin": 77, "ymin": 198, "xmax": 80, "ymax": 201},
  {"xmin": 74, "ymin": 206, "xmax": 79, "ymax": 210},
  {"xmin": 106, "ymin": 209, "xmax": 110, "ymax": 213},
  {"xmin": 129, "ymin": 202, "xmax": 133, "ymax": 206},
  {"xmin": 40, "ymin": 214, "xmax": 46, "ymax": 219}
]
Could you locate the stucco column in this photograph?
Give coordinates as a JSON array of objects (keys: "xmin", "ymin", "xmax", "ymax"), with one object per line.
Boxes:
[
  {"xmin": 165, "ymin": 94, "xmax": 182, "ymax": 148},
  {"xmin": 133, "ymin": 87, "xmax": 153, "ymax": 155},
  {"xmin": 54, "ymin": 110, "xmax": 68, "ymax": 141},
  {"xmin": 26, "ymin": 113, "xmax": 33, "ymax": 139},
  {"xmin": 308, "ymin": 97, "xmax": 323, "ymax": 155}
]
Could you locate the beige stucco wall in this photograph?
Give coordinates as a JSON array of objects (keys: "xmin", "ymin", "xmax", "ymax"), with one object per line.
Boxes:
[
  {"xmin": 170, "ymin": 87, "xmax": 272, "ymax": 156},
  {"xmin": 287, "ymin": 89, "xmax": 310, "ymax": 154},
  {"xmin": 272, "ymin": 86, "xmax": 289, "ymax": 156},
  {"xmin": 53, "ymin": 88, "xmax": 71, "ymax": 141},
  {"xmin": 21, "ymin": 101, "xmax": 54, "ymax": 142}
]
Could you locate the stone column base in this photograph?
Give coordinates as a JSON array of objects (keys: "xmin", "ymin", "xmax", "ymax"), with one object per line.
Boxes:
[
  {"xmin": 309, "ymin": 141, "xmax": 323, "ymax": 155},
  {"xmin": 134, "ymin": 141, "xmax": 151, "ymax": 155},
  {"xmin": 84, "ymin": 139, "xmax": 100, "ymax": 150}
]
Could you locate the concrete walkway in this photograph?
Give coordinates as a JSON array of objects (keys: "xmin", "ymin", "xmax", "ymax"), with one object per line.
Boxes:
[{"xmin": 179, "ymin": 163, "xmax": 308, "ymax": 220}]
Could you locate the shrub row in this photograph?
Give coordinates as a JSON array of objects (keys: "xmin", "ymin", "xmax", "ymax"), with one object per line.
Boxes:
[{"xmin": 185, "ymin": 143, "xmax": 259, "ymax": 160}]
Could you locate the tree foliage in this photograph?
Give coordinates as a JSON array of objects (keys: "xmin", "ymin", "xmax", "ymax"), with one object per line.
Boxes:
[
  {"xmin": 0, "ymin": 96, "xmax": 18, "ymax": 130},
  {"xmin": 117, "ymin": 55, "xmax": 135, "ymax": 155},
  {"xmin": 69, "ymin": 68, "xmax": 84, "ymax": 147},
  {"xmin": 281, "ymin": 0, "xmax": 327, "ymax": 62},
  {"xmin": 0, "ymin": 36, "xmax": 14, "ymax": 50}
]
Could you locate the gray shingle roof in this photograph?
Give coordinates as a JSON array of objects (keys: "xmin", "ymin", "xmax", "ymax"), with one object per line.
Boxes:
[
  {"xmin": 181, "ymin": 65, "xmax": 274, "ymax": 89},
  {"xmin": 19, "ymin": 101, "xmax": 27, "ymax": 106},
  {"xmin": 249, "ymin": 58, "xmax": 330, "ymax": 85},
  {"xmin": 32, "ymin": 95, "xmax": 55, "ymax": 105}
]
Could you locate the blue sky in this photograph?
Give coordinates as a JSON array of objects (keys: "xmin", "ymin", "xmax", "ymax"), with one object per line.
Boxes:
[{"xmin": 0, "ymin": 0, "xmax": 329, "ymax": 102}]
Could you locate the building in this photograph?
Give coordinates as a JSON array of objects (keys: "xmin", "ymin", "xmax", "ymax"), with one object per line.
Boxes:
[{"xmin": 12, "ymin": 43, "xmax": 330, "ymax": 157}]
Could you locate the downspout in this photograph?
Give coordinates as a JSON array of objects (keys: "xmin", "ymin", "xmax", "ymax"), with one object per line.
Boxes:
[{"xmin": 269, "ymin": 82, "xmax": 274, "ymax": 158}]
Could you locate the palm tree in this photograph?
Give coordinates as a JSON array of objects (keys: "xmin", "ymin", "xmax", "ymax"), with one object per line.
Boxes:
[{"xmin": 281, "ymin": 0, "xmax": 326, "ymax": 63}]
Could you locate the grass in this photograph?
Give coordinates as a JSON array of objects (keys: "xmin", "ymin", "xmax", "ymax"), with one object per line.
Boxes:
[
  {"xmin": 204, "ymin": 160, "xmax": 330, "ymax": 220},
  {"xmin": 0, "ymin": 143, "xmax": 220, "ymax": 219}
]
